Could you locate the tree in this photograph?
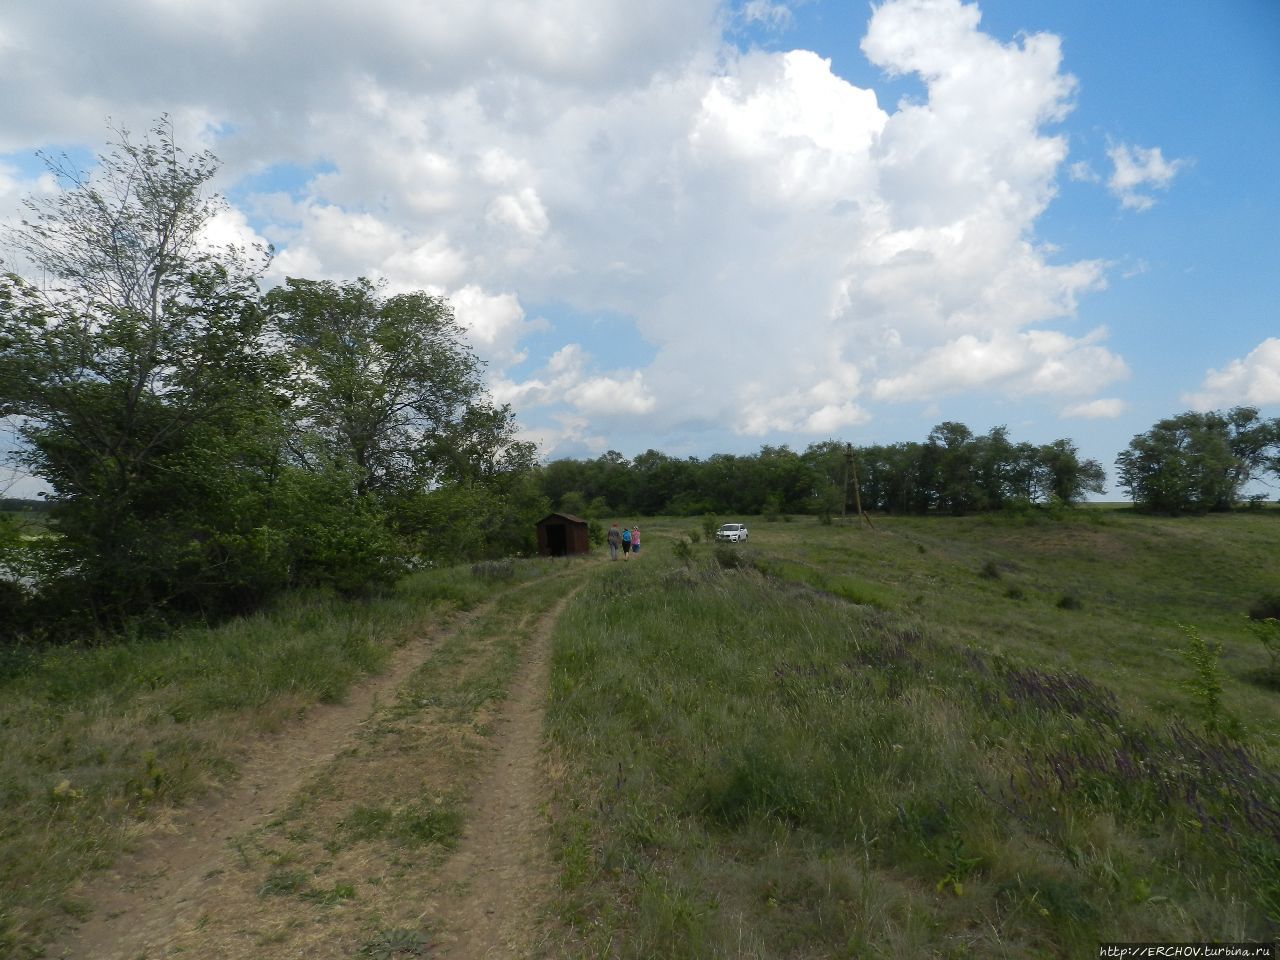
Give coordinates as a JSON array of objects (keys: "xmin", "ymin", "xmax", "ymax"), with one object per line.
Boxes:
[
  {"xmin": 1116, "ymin": 408, "xmax": 1280, "ymax": 514},
  {"xmin": 264, "ymin": 277, "xmax": 499, "ymax": 498},
  {"xmin": 0, "ymin": 118, "xmax": 282, "ymax": 626},
  {"xmin": 1036, "ymin": 439, "xmax": 1106, "ymax": 505}
]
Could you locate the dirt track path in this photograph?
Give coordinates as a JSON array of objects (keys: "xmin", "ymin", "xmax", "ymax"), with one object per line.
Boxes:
[
  {"xmin": 424, "ymin": 590, "xmax": 575, "ymax": 959},
  {"xmin": 49, "ymin": 572, "xmax": 583, "ymax": 959}
]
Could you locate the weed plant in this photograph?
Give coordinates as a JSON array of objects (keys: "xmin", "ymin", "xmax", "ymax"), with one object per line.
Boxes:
[{"xmin": 547, "ymin": 542, "xmax": 1279, "ymax": 957}]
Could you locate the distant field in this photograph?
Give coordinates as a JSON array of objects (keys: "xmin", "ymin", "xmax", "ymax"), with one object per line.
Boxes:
[
  {"xmin": 0, "ymin": 508, "xmax": 50, "ymax": 537},
  {"xmin": 546, "ymin": 509, "xmax": 1280, "ymax": 956}
]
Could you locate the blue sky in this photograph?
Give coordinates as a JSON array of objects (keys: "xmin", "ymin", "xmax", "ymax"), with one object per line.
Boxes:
[{"xmin": 2, "ymin": 0, "xmax": 1278, "ymax": 497}]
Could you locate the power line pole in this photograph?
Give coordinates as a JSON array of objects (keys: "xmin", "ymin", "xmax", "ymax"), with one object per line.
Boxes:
[{"xmin": 846, "ymin": 442, "xmax": 874, "ymax": 529}]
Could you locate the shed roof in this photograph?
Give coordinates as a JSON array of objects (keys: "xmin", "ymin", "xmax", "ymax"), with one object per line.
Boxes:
[{"xmin": 535, "ymin": 512, "xmax": 588, "ymax": 526}]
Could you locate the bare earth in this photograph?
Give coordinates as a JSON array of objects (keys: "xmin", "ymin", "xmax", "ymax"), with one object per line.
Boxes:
[
  {"xmin": 50, "ymin": 583, "xmax": 578, "ymax": 959},
  {"xmin": 424, "ymin": 597, "xmax": 571, "ymax": 959}
]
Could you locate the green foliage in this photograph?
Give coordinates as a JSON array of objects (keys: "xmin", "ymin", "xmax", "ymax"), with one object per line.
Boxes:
[
  {"xmin": 536, "ymin": 426, "xmax": 1107, "ymax": 520},
  {"xmin": 264, "ymin": 277, "xmax": 520, "ymax": 498},
  {"xmin": 671, "ymin": 537, "xmax": 694, "ymax": 566},
  {"xmin": 1179, "ymin": 624, "xmax": 1240, "ymax": 737},
  {"xmin": 1057, "ymin": 592, "xmax": 1084, "ymax": 611},
  {"xmin": 558, "ymin": 490, "xmax": 588, "ymax": 517},
  {"xmin": 0, "ymin": 121, "xmax": 289, "ymax": 629},
  {"xmin": 339, "ymin": 801, "xmax": 463, "ymax": 849},
  {"xmin": 1249, "ymin": 593, "xmax": 1280, "ymax": 621},
  {"xmin": 361, "ymin": 929, "xmax": 430, "ymax": 959},
  {"xmin": 1117, "ymin": 407, "xmax": 1280, "ymax": 514},
  {"xmin": 712, "ymin": 544, "xmax": 747, "ymax": 569},
  {"xmin": 700, "ymin": 514, "xmax": 718, "ymax": 539},
  {"xmin": 1246, "ymin": 618, "xmax": 1280, "ymax": 680},
  {"xmin": 394, "ymin": 476, "xmax": 546, "ymax": 564},
  {"xmin": 762, "ymin": 493, "xmax": 782, "ymax": 522},
  {"xmin": 0, "ymin": 120, "xmax": 545, "ymax": 638}
]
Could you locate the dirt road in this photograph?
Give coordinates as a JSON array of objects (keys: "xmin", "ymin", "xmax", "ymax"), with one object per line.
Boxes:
[{"xmin": 50, "ymin": 574, "xmax": 583, "ymax": 959}]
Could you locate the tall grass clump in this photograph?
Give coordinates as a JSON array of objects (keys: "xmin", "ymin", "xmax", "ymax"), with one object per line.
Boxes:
[{"xmin": 546, "ymin": 556, "xmax": 1280, "ymax": 957}]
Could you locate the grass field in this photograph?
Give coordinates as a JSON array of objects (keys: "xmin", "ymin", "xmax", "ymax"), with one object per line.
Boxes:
[
  {"xmin": 4, "ymin": 508, "xmax": 1277, "ymax": 958},
  {"xmin": 545, "ymin": 509, "xmax": 1280, "ymax": 957}
]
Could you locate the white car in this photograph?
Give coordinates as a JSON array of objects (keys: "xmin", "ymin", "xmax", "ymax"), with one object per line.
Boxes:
[{"xmin": 715, "ymin": 522, "xmax": 749, "ymax": 543}]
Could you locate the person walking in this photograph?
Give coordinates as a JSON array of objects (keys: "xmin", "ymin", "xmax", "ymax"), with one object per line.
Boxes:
[
  {"xmin": 621, "ymin": 524, "xmax": 632, "ymax": 560},
  {"xmin": 630, "ymin": 525, "xmax": 641, "ymax": 556},
  {"xmin": 607, "ymin": 522, "xmax": 621, "ymax": 561}
]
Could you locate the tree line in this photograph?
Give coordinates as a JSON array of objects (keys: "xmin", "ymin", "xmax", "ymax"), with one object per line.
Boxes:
[
  {"xmin": 0, "ymin": 121, "xmax": 546, "ymax": 638},
  {"xmin": 539, "ymin": 409, "xmax": 1279, "ymax": 522},
  {"xmin": 538, "ymin": 424, "xmax": 1109, "ymax": 520}
]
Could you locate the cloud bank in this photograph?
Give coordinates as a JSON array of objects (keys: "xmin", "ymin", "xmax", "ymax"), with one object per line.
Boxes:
[{"xmin": 0, "ymin": 0, "xmax": 1148, "ymax": 457}]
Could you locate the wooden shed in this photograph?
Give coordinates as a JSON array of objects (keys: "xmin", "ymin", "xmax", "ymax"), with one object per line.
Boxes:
[{"xmin": 535, "ymin": 513, "xmax": 590, "ymax": 557}]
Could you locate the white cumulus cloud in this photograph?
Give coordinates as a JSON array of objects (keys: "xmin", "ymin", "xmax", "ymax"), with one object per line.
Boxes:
[{"xmin": 1184, "ymin": 338, "xmax": 1280, "ymax": 410}]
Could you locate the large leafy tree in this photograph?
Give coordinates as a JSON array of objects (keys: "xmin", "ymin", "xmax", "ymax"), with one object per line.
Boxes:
[
  {"xmin": 264, "ymin": 277, "xmax": 515, "ymax": 498},
  {"xmin": 0, "ymin": 119, "xmax": 282, "ymax": 625},
  {"xmin": 1116, "ymin": 407, "xmax": 1280, "ymax": 514}
]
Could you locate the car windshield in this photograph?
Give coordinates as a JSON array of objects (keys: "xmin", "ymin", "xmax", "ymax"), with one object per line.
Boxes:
[{"xmin": 720, "ymin": 524, "xmax": 739, "ymax": 531}]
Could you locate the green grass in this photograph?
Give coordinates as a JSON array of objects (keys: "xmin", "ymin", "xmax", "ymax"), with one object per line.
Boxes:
[
  {"xmin": 0, "ymin": 559, "xmax": 551, "ymax": 959},
  {"xmin": 545, "ymin": 513, "xmax": 1280, "ymax": 957}
]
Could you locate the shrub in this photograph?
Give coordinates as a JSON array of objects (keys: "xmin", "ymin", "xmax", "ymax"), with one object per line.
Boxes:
[
  {"xmin": 672, "ymin": 538, "xmax": 694, "ymax": 566},
  {"xmin": 1246, "ymin": 618, "xmax": 1280, "ymax": 682},
  {"xmin": 979, "ymin": 560, "xmax": 1002, "ymax": 580},
  {"xmin": 1248, "ymin": 593, "xmax": 1280, "ymax": 621},
  {"xmin": 713, "ymin": 546, "xmax": 746, "ymax": 570},
  {"xmin": 1179, "ymin": 624, "xmax": 1241, "ymax": 738},
  {"xmin": 1057, "ymin": 593, "xmax": 1083, "ymax": 611},
  {"xmin": 701, "ymin": 515, "xmax": 718, "ymax": 540}
]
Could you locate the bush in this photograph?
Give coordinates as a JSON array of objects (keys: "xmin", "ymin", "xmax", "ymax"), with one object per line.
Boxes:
[
  {"xmin": 1057, "ymin": 593, "xmax": 1084, "ymax": 611},
  {"xmin": 979, "ymin": 560, "xmax": 1002, "ymax": 580},
  {"xmin": 701, "ymin": 515, "xmax": 718, "ymax": 540},
  {"xmin": 1246, "ymin": 617, "xmax": 1280, "ymax": 682},
  {"xmin": 713, "ymin": 545, "xmax": 747, "ymax": 570},
  {"xmin": 1179, "ymin": 624, "xmax": 1241, "ymax": 738},
  {"xmin": 1248, "ymin": 593, "xmax": 1280, "ymax": 621},
  {"xmin": 672, "ymin": 538, "xmax": 694, "ymax": 566}
]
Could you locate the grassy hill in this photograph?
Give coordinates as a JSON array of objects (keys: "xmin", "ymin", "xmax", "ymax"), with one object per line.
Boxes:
[
  {"xmin": 3, "ymin": 508, "xmax": 1277, "ymax": 957},
  {"xmin": 545, "ymin": 509, "xmax": 1280, "ymax": 956}
]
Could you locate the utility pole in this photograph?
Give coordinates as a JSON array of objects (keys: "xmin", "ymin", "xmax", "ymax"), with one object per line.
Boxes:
[
  {"xmin": 846, "ymin": 442, "xmax": 874, "ymax": 529},
  {"xmin": 842, "ymin": 444, "xmax": 851, "ymax": 522}
]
